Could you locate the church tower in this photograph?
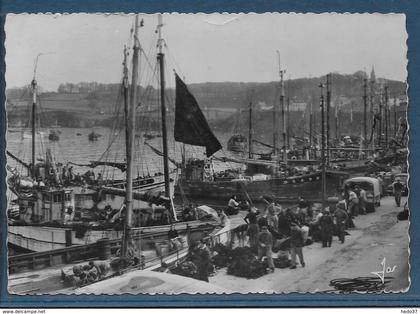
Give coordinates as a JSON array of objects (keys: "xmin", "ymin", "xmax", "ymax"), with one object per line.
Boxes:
[{"xmin": 370, "ymin": 65, "xmax": 376, "ymax": 83}]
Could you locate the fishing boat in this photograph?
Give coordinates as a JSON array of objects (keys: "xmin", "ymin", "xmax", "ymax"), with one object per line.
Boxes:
[
  {"xmin": 175, "ymin": 61, "xmax": 348, "ymax": 203},
  {"xmin": 88, "ymin": 131, "xmax": 101, "ymax": 141},
  {"xmin": 227, "ymin": 134, "xmax": 247, "ymax": 153},
  {"xmin": 227, "ymin": 108, "xmax": 247, "ymax": 153},
  {"xmin": 48, "ymin": 130, "xmax": 60, "ymax": 141},
  {"xmin": 143, "ymin": 131, "xmax": 162, "ymax": 140},
  {"xmin": 177, "ymin": 159, "xmax": 347, "ymax": 203},
  {"xmin": 7, "ymin": 16, "xmax": 220, "ymax": 253},
  {"xmin": 21, "ymin": 130, "xmax": 46, "ymax": 140}
]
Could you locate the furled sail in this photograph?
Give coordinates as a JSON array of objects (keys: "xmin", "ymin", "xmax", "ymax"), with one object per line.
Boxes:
[
  {"xmin": 143, "ymin": 142, "xmax": 180, "ymax": 167},
  {"xmin": 174, "ymin": 73, "xmax": 222, "ymax": 157}
]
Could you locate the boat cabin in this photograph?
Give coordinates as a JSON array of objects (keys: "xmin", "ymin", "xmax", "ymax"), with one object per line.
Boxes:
[
  {"xmin": 18, "ymin": 187, "xmax": 75, "ymax": 224},
  {"xmin": 183, "ymin": 158, "xmax": 214, "ymax": 182}
]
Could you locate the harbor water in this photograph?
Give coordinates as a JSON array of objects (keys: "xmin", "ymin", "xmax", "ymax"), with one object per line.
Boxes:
[{"xmin": 6, "ymin": 127, "xmax": 244, "ymax": 182}]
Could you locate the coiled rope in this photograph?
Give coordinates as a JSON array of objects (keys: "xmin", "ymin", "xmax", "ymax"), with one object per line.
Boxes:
[{"xmin": 329, "ymin": 276, "xmax": 393, "ymax": 292}]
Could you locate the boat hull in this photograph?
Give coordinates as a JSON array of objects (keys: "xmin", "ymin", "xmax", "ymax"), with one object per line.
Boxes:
[
  {"xmin": 176, "ymin": 171, "xmax": 348, "ymax": 203},
  {"xmin": 8, "ymin": 219, "xmax": 218, "ymax": 253}
]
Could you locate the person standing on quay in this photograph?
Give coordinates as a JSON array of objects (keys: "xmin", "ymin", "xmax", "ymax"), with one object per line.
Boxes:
[
  {"xmin": 347, "ymin": 188, "xmax": 359, "ymax": 218},
  {"xmin": 319, "ymin": 209, "xmax": 334, "ymax": 247},
  {"xmin": 257, "ymin": 225, "xmax": 275, "ymax": 273},
  {"xmin": 393, "ymin": 178, "xmax": 404, "ymax": 207},
  {"xmin": 195, "ymin": 240, "xmax": 211, "ymax": 282},
  {"xmin": 334, "ymin": 203, "xmax": 348, "ymax": 244},
  {"xmin": 244, "ymin": 207, "xmax": 259, "ymax": 251},
  {"xmin": 357, "ymin": 186, "xmax": 367, "ymax": 215},
  {"xmin": 289, "ymin": 223, "xmax": 305, "ymax": 269}
]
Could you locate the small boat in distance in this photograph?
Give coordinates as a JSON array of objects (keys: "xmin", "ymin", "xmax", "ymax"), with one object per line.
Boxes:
[
  {"xmin": 21, "ymin": 130, "xmax": 46, "ymax": 140},
  {"xmin": 143, "ymin": 131, "xmax": 162, "ymax": 140},
  {"xmin": 227, "ymin": 134, "xmax": 247, "ymax": 153},
  {"xmin": 48, "ymin": 130, "xmax": 60, "ymax": 141},
  {"xmin": 88, "ymin": 131, "xmax": 101, "ymax": 141},
  {"xmin": 227, "ymin": 108, "xmax": 247, "ymax": 153}
]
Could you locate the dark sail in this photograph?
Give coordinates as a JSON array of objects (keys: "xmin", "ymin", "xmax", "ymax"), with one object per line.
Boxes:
[{"xmin": 174, "ymin": 73, "xmax": 222, "ymax": 157}]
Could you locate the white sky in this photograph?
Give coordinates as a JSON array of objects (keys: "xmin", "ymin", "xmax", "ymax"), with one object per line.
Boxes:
[{"xmin": 5, "ymin": 13, "xmax": 407, "ymax": 91}]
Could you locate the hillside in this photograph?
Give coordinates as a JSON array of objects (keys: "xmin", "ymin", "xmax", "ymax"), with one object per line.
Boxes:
[{"xmin": 6, "ymin": 72, "xmax": 407, "ymax": 130}]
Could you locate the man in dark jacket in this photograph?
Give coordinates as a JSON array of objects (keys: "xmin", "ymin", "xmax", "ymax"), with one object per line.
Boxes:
[
  {"xmin": 245, "ymin": 207, "xmax": 260, "ymax": 251},
  {"xmin": 393, "ymin": 178, "xmax": 404, "ymax": 207},
  {"xmin": 334, "ymin": 203, "xmax": 348, "ymax": 243},
  {"xmin": 289, "ymin": 223, "xmax": 305, "ymax": 269},
  {"xmin": 257, "ymin": 225, "xmax": 275, "ymax": 272},
  {"xmin": 194, "ymin": 240, "xmax": 211, "ymax": 282},
  {"xmin": 319, "ymin": 209, "xmax": 334, "ymax": 247},
  {"xmin": 277, "ymin": 208, "xmax": 291, "ymax": 237}
]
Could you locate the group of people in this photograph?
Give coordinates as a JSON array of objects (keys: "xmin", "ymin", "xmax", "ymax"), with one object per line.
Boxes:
[
  {"xmin": 69, "ymin": 260, "xmax": 111, "ymax": 285},
  {"xmin": 345, "ymin": 185, "xmax": 368, "ymax": 217},
  {"xmin": 226, "ymin": 194, "xmax": 361, "ymax": 272}
]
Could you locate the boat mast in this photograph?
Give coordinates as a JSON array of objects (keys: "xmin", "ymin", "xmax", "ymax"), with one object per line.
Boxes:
[
  {"xmin": 122, "ymin": 14, "xmax": 141, "ymax": 259},
  {"xmin": 286, "ymin": 95, "xmax": 290, "ymax": 151},
  {"xmin": 335, "ymin": 102, "xmax": 339, "ymax": 141},
  {"xmin": 378, "ymin": 87, "xmax": 383, "ymax": 147},
  {"xmin": 369, "ymin": 72, "xmax": 375, "ymax": 150},
  {"xmin": 272, "ymin": 56, "xmax": 278, "ymax": 157},
  {"xmin": 385, "ymin": 85, "xmax": 389, "ymax": 148},
  {"xmin": 286, "ymin": 75, "xmax": 291, "ymax": 151},
  {"xmin": 309, "ymin": 101, "xmax": 313, "ymax": 149},
  {"xmin": 277, "ymin": 51, "xmax": 287, "ymax": 167},
  {"xmin": 123, "ymin": 46, "xmax": 130, "ymax": 164},
  {"xmin": 31, "ymin": 78, "xmax": 37, "ymax": 179},
  {"xmin": 393, "ymin": 96, "xmax": 397, "ymax": 137},
  {"xmin": 248, "ymin": 99, "xmax": 253, "ymax": 159},
  {"xmin": 363, "ymin": 77, "xmax": 368, "ymax": 149},
  {"xmin": 319, "ymin": 82, "xmax": 326, "ymax": 210},
  {"xmin": 326, "ymin": 73, "xmax": 331, "ymax": 165},
  {"xmin": 157, "ymin": 14, "xmax": 176, "ymax": 221}
]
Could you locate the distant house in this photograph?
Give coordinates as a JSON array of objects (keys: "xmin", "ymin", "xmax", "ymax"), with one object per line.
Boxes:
[
  {"xmin": 289, "ymin": 101, "xmax": 307, "ymax": 111},
  {"xmin": 256, "ymin": 100, "xmax": 306, "ymax": 112}
]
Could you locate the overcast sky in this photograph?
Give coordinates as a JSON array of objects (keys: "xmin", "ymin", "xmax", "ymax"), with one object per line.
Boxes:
[{"xmin": 5, "ymin": 13, "xmax": 407, "ymax": 91}]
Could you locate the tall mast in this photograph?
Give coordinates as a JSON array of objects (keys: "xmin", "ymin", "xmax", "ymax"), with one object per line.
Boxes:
[
  {"xmin": 287, "ymin": 96, "xmax": 290, "ymax": 151},
  {"xmin": 248, "ymin": 99, "xmax": 253, "ymax": 159},
  {"xmin": 378, "ymin": 87, "xmax": 383, "ymax": 147},
  {"xmin": 385, "ymin": 85, "xmax": 389, "ymax": 148},
  {"xmin": 286, "ymin": 75, "xmax": 291, "ymax": 151},
  {"xmin": 326, "ymin": 73, "xmax": 331, "ymax": 165},
  {"xmin": 319, "ymin": 82, "xmax": 326, "ymax": 210},
  {"xmin": 277, "ymin": 51, "xmax": 287, "ymax": 166},
  {"xmin": 363, "ymin": 78, "xmax": 368, "ymax": 148},
  {"xmin": 31, "ymin": 78, "xmax": 37, "ymax": 179},
  {"xmin": 157, "ymin": 14, "xmax": 175, "ymax": 220},
  {"xmin": 123, "ymin": 46, "xmax": 130, "ymax": 164},
  {"xmin": 272, "ymin": 101, "xmax": 277, "ymax": 156},
  {"xmin": 335, "ymin": 101, "xmax": 340, "ymax": 141},
  {"xmin": 309, "ymin": 101, "xmax": 313, "ymax": 149},
  {"xmin": 369, "ymin": 74, "xmax": 375, "ymax": 150},
  {"xmin": 393, "ymin": 96, "xmax": 397, "ymax": 137},
  {"xmin": 272, "ymin": 53, "xmax": 279, "ymax": 157},
  {"xmin": 122, "ymin": 14, "xmax": 141, "ymax": 259}
]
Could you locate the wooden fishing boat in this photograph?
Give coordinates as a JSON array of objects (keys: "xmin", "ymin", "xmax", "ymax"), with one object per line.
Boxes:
[{"xmin": 7, "ymin": 17, "xmax": 220, "ymax": 254}]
